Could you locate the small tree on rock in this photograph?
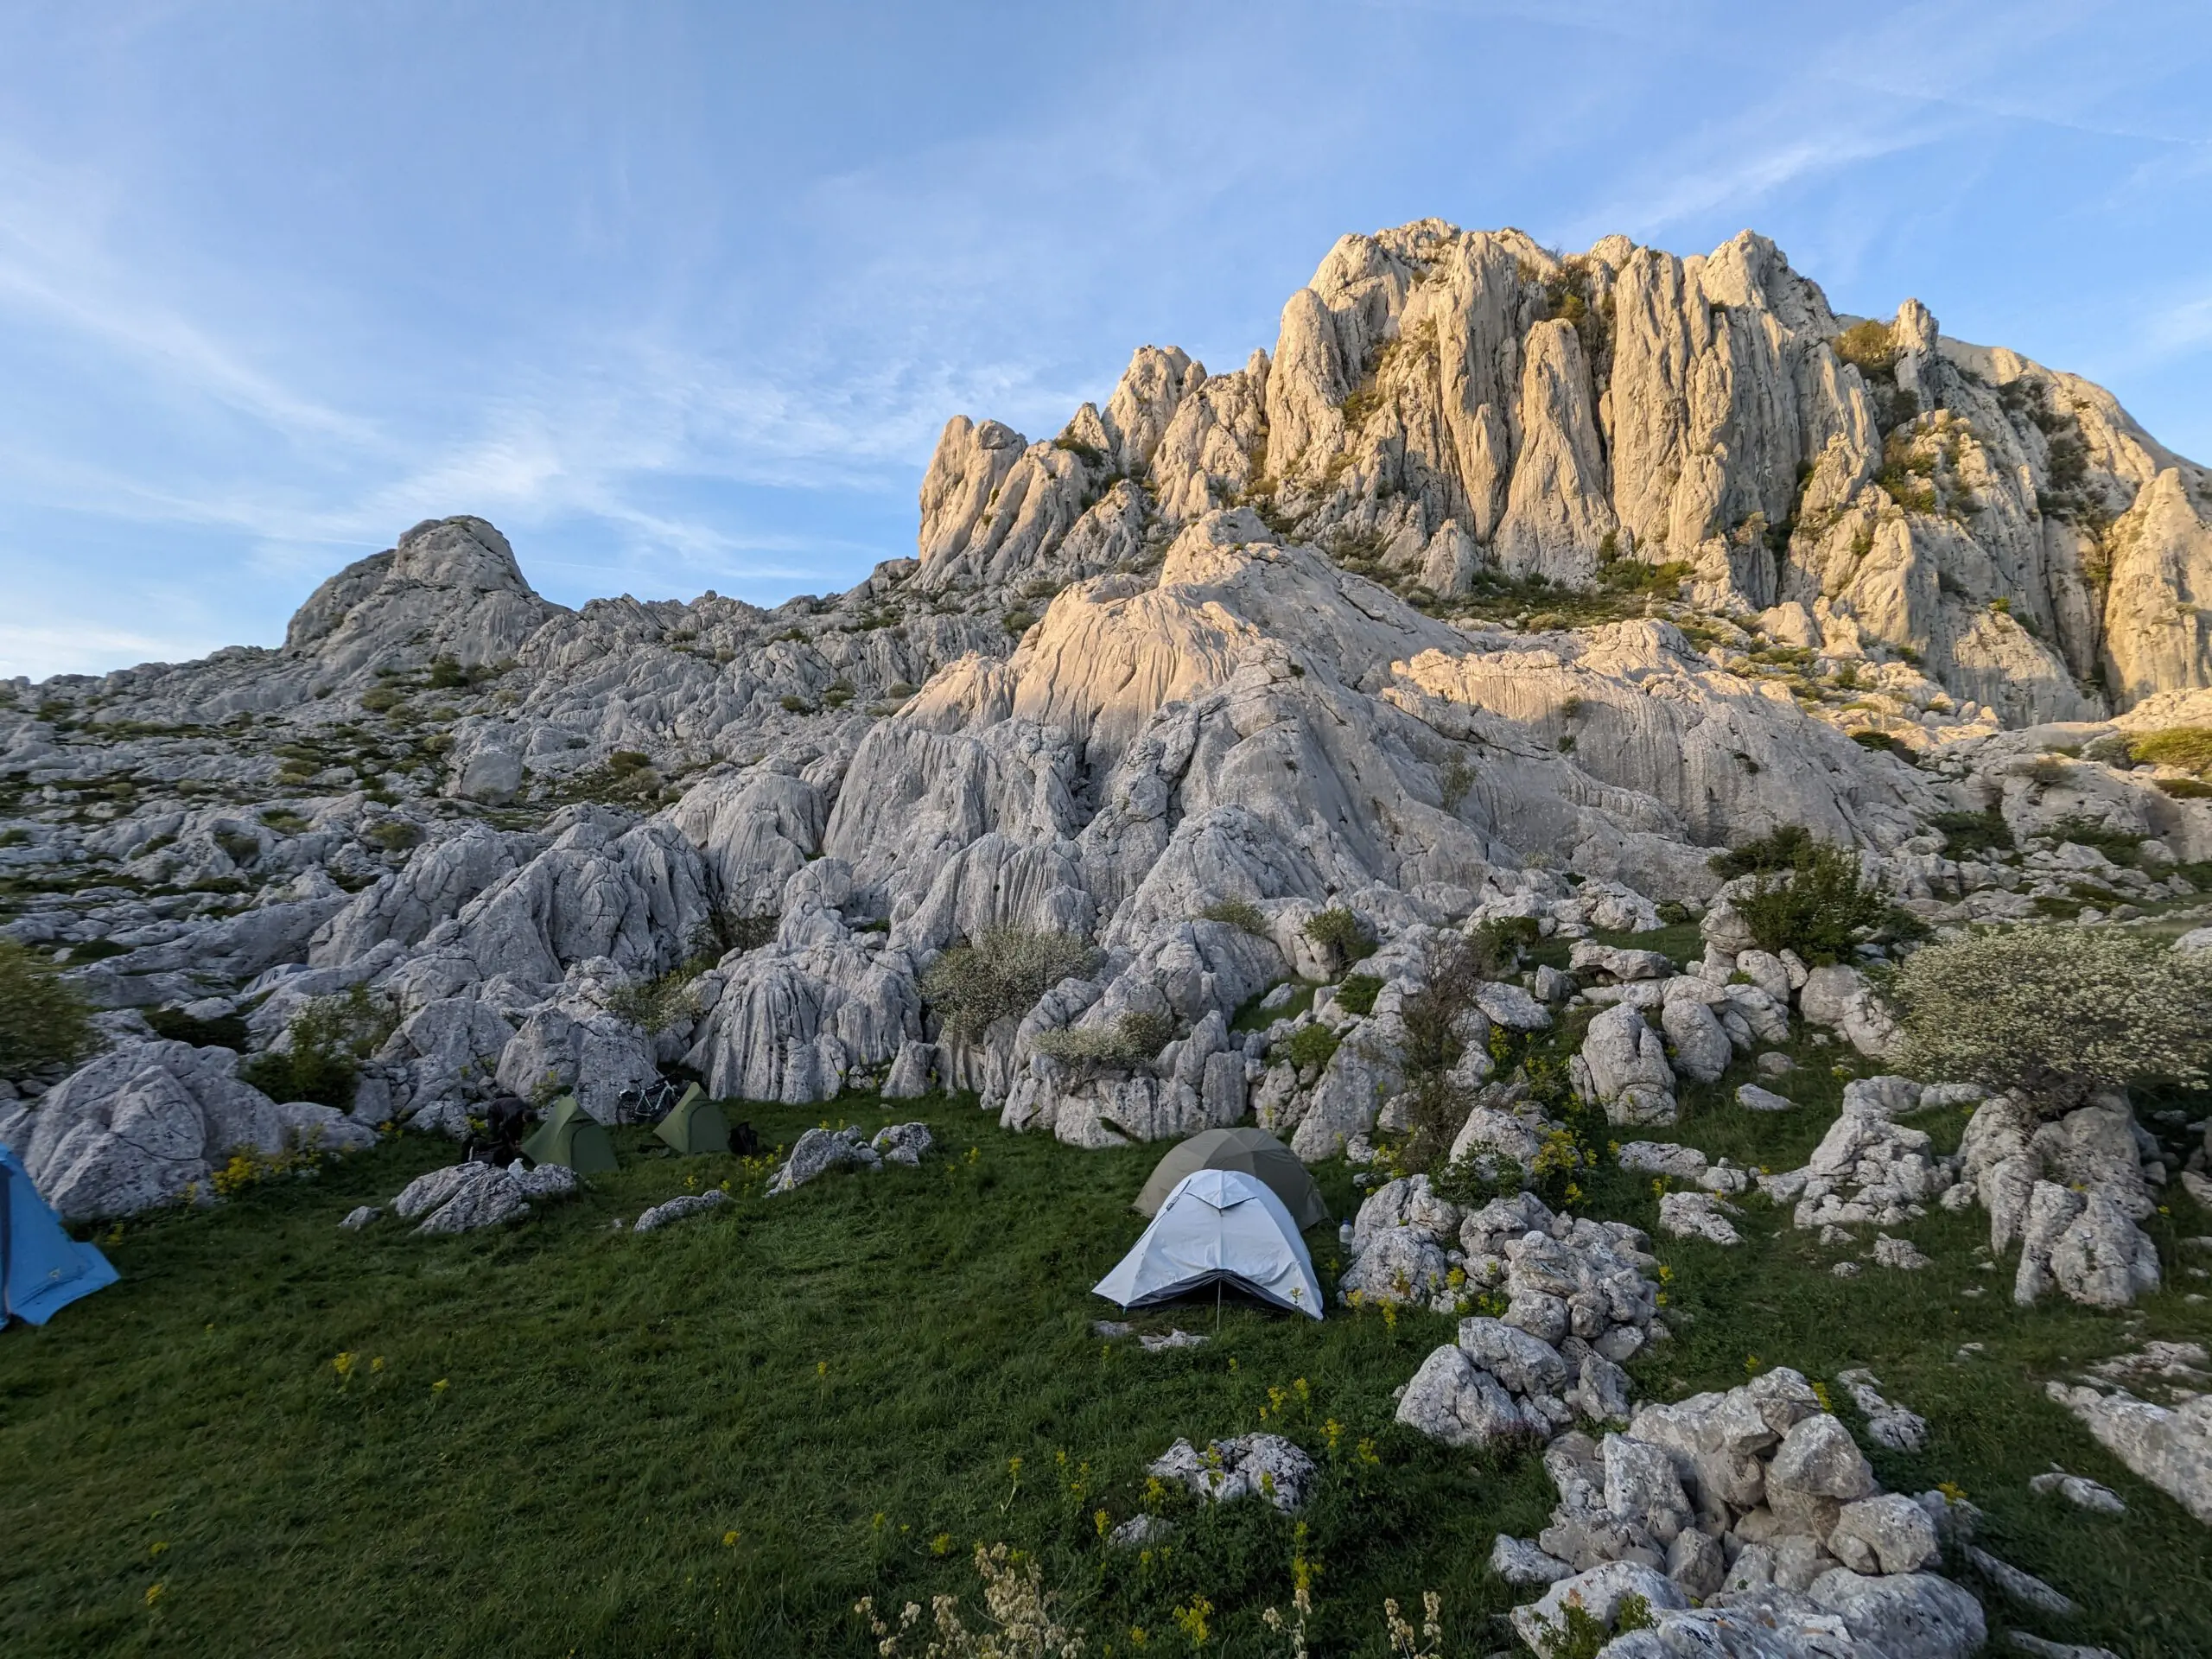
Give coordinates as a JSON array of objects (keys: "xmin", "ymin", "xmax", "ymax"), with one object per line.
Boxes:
[{"xmin": 1888, "ymin": 925, "xmax": 2212, "ymax": 1114}]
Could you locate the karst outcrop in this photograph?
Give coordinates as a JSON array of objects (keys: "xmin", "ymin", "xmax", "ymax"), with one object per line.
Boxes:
[{"xmin": 1, "ymin": 219, "xmax": 2209, "ymax": 1221}]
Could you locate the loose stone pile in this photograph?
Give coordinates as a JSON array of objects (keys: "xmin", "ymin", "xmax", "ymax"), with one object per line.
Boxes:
[
  {"xmin": 1146, "ymin": 1433, "xmax": 1317, "ymax": 1513},
  {"xmin": 1351, "ymin": 1182, "xmax": 1659, "ymax": 1442},
  {"xmin": 1762, "ymin": 1077, "xmax": 1963, "ymax": 1232},
  {"xmin": 1491, "ymin": 1366, "xmax": 1988, "ymax": 1657}
]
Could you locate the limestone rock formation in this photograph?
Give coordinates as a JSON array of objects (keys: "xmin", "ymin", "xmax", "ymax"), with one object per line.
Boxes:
[
  {"xmin": 4, "ymin": 219, "xmax": 2211, "ymax": 1224},
  {"xmin": 1491, "ymin": 1368, "xmax": 1992, "ymax": 1656}
]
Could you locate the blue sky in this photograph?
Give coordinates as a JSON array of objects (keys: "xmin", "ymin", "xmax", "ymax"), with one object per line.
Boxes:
[{"xmin": 1, "ymin": 1, "xmax": 2206, "ymax": 679}]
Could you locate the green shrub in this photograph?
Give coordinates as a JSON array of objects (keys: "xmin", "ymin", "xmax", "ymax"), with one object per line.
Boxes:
[
  {"xmin": 1833, "ymin": 320, "xmax": 1900, "ymax": 378},
  {"xmin": 1596, "ymin": 557, "xmax": 1693, "ymax": 597},
  {"xmin": 1929, "ymin": 809, "xmax": 2013, "ymax": 859},
  {"xmin": 259, "ymin": 809, "xmax": 310, "ymax": 835},
  {"xmin": 706, "ymin": 911, "xmax": 779, "ymax": 955},
  {"xmin": 920, "ymin": 928, "xmax": 1100, "ymax": 1040},
  {"xmin": 2046, "ymin": 816, "xmax": 2145, "ymax": 868},
  {"xmin": 607, "ymin": 967, "xmax": 703, "ymax": 1035},
  {"xmin": 1304, "ymin": 907, "xmax": 1376, "ymax": 971},
  {"xmin": 1387, "ymin": 931, "xmax": 1514, "ymax": 1174},
  {"xmin": 236, "ymin": 987, "xmax": 395, "ymax": 1109},
  {"xmin": 1284, "ymin": 1022, "xmax": 1340, "ymax": 1075},
  {"xmin": 1232, "ymin": 981, "xmax": 1313, "ymax": 1033},
  {"xmin": 1001, "ymin": 609, "xmax": 1038, "ymax": 637},
  {"xmin": 1891, "ymin": 925, "xmax": 2212, "ymax": 1113},
  {"xmin": 0, "ymin": 827, "xmax": 29, "ymax": 849},
  {"xmin": 1030, "ymin": 1010, "xmax": 1176, "ymax": 1071},
  {"xmin": 0, "ymin": 941, "xmax": 97, "ymax": 1076},
  {"xmin": 1438, "ymin": 758, "xmax": 1475, "ymax": 812},
  {"xmin": 213, "ymin": 829, "xmax": 262, "ymax": 867},
  {"xmin": 1196, "ymin": 899, "xmax": 1269, "ymax": 938},
  {"xmin": 359, "ymin": 687, "xmax": 404, "ymax": 714},
  {"xmin": 779, "ymin": 695, "xmax": 812, "ymax": 715},
  {"xmin": 364, "ymin": 818, "xmax": 423, "ymax": 854},
  {"xmin": 1733, "ymin": 840, "xmax": 1893, "ymax": 964},
  {"xmin": 426, "ymin": 656, "xmax": 470, "ymax": 690},
  {"xmin": 2158, "ymin": 778, "xmax": 2212, "ymax": 800},
  {"xmin": 1850, "ymin": 730, "xmax": 1910, "ymax": 759},
  {"xmin": 1527, "ymin": 1597, "xmax": 1624, "ymax": 1659},
  {"xmin": 1708, "ymin": 825, "xmax": 1817, "ymax": 880},
  {"xmin": 2129, "ymin": 727, "xmax": 2212, "ymax": 776},
  {"xmin": 1335, "ymin": 973, "xmax": 1383, "ymax": 1016}
]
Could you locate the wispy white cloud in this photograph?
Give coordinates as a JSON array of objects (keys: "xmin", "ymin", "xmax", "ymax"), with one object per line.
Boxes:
[
  {"xmin": 0, "ymin": 617, "xmax": 222, "ymax": 682},
  {"xmin": 0, "ymin": 148, "xmax": 382, "ymax": 447}
]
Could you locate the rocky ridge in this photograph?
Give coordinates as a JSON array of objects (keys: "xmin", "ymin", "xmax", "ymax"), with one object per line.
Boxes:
[{"xmin": 1, "ymin": 222, "xmax": 2209, "ymax": 1230}]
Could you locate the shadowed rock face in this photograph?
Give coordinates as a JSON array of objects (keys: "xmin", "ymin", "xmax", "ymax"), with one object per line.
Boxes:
[{"xmin": 5, "ymin": 223, "xmax": 2211, "ymax": 1213}]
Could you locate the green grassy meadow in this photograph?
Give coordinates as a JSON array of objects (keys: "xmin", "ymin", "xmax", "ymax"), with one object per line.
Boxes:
[{"xmin": 3, "ymin": 1058, "xmax": 2209, "ymax": 1656}]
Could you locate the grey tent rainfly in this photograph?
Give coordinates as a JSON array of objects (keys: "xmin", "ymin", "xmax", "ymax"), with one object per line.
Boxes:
[{"xmin": 1134, "ymin": 1126, "xmax": 1329, "ymax": 1230}]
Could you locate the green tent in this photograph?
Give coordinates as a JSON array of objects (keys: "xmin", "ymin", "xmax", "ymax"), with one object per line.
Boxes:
[
  {"xmin": 653, "ymin": 1084, "xmax": 729, "ymax": 1156},
  {"xmin": 521, "ymin": 1096, "xmax": 618, "ymax": 1175},
  {"xmin": 1134, "ymin": 1126, "xmax": 1329, "ymax": 1231}
]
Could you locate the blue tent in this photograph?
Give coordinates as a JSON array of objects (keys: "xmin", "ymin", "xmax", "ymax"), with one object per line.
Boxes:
[{"xmin": 2, "ymin": 1141, "xmax": 118, "ymax": 1328}]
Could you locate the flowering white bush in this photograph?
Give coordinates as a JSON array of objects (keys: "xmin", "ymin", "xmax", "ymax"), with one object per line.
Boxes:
[
  {"xmin": 856, "ymin": 1543, "xmax": 1084, "ymax": 1658},
  {"xmin": 1890, "ymin": 925, "xmax": 2212, "ymax": 1110}
]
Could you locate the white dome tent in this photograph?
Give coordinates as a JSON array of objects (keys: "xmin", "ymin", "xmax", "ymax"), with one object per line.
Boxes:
[{"xmin": 1092, "ymin": 1169, "xmax": 1324, "ymax": 1320}]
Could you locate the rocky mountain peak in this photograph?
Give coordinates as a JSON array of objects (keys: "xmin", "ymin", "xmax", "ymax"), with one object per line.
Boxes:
[
  {"xmin": 913, "ymin": 218, "xmax": 2212, "ymax": 724},
  {"xmin": 283, "ymin": 514, "xmax": 564, "ymax": 681},
  {"xmin": 389, "ymin": 515, "xmax": 537, "ymax": 596}
]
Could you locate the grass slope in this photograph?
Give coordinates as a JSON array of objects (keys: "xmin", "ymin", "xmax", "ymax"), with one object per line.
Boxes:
[{"xmin": 3, "ymin": 1069, "xmax": 2208, "ymax": 1656}]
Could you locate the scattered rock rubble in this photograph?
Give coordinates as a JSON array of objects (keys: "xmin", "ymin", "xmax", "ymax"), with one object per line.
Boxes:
[
  {"xmin": 765, "ymin": 1122, "xmax": 932, "ymax": 1193},
  {"xmin": 1146, "ymin": 1433, "xmax": 1315, "ymax": 1513},
  {"xmin": 1492, "ymin": 1367, "xmax": 1990, "ymax": 1657}
]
